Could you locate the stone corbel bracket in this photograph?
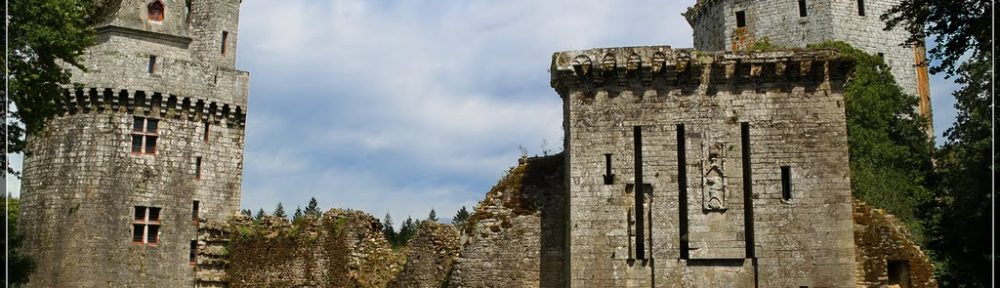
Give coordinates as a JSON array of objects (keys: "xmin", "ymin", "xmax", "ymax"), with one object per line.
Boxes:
[
  {"xmin": 550, "ymin": 45, "xmax": 854, "ymax": 97},
  {"xmin": 59, "ymin": 87, "xmax": 248, "ymax": 128}
]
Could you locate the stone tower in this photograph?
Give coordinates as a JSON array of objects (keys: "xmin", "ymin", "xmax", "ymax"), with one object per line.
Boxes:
[
  {"xmin": 17, "ymin": 0, "xmax": 249, "ymax": 286},
  {"xmin": 551, "ymin": 46, "xmax": 857, "ymax": 287},
  {"xmin": 685, "ymin": 0, "xmax": 933, "ymax": 133}
]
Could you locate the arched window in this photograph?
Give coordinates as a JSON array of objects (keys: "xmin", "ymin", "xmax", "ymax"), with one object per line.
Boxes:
[{"xmin": 148, "ymin": 1, "xmax": 165, "ymax": 22}]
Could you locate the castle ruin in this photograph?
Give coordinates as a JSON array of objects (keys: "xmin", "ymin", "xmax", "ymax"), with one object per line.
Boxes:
[{"xmin": 17, "ymin": 0, "xmax": 249, "ymax": 286}]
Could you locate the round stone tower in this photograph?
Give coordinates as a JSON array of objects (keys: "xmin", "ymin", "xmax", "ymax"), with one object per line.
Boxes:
[
  {"xmin": 17, "ymin": 0, "xmax": 249, "ymax": 286},
  {"xmin": 684, "ymin": 0, "xmax": 933, "ymax": 131}
]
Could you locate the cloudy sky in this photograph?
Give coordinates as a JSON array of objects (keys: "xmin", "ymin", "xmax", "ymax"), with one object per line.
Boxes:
[{"xmin": 7, "ymin": 0, "xmax": 961, "ymax": 225}]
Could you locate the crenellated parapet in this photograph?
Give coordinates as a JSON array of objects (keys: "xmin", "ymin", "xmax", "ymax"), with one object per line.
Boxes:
[
  {"xmin": 550, "ymin": 46, "xmax": 854, "ymax": 97},
  {"xmin": 60, "ymin": 87, "xmax": 247, "ymax": 127}
]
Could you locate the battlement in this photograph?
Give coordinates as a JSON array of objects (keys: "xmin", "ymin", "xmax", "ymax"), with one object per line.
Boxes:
[
  {"xmin": 59, "ymin": 87, "xmax": 247, "ymax": 127},
  {"xmin": 550, "ymin": 46, "xmax": 854, "ymax": 96}
]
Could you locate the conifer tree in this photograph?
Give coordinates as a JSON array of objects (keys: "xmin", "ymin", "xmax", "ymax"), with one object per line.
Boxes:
[
  {"xmin": 453, "ymin": 206, "xmax": 470, "ymax": 228},
  {"xmin": 254, "ymin": 208, "xmax": 266, "ymax": 223},
  {"xmin": 293, "ymin": 207, "xmax": 303, "ymax": 222},
  {"xmin": 273, "ymin": 202, "xmax": 287, "ymax": 219},
  {"xmin": 427, "ymin": 208, "xmax": 438, "ymax": 222},
  {"xmin": 241, "ymin": 209, "xmax": 252, "ymax": 217},
  {"xmin": 304, "ymin": 197, "xmax": 321, "ymax": 216},
  {"xmin": 382, "ymin": 213, "xmax": 398, "ymax": 246}
]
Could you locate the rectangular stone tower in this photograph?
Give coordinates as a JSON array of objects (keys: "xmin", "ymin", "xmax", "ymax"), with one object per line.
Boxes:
[{"xmin": 551, "ymin": 46, "xmax": 857, "ymax": 287}]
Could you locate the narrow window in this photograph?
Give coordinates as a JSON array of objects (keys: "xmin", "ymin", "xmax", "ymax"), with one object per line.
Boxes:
[
  {"xmin": 195, "ymin": 157, "xmax": 202, "ymax": 179},
  {"xmin": 632, "ymin": 126, "xmax": 645, "ymax": 260},
  {"xmin": 220, "ymin": 31, "xmax": 229, "ymax": 55},
  {"xmin": 878, "ymin": 52, "xmax": 885, "ymax": 59},
  {"xmin": 798, "ymin": 0, "xmax": 808, "ymax": 17},
  {"xmin": 857, "ymin": 0, "xmax": 866, "ymax": 16},
  {"xmin": 192, "ymin": 200, "xmax": 200, "ymax": 221},
  {"xmin": 887, "ymin": 260, "xmax": 911, "ymax": 287},
  {"xmin": 148, "ymin": 55, "xmax": 157, "ymax": 73},
  {"xmin": 189, "ymin": 240, "xmax": 198, "ymax": 264},
  {"xmin": 147, "ymin": 1, "xmax": 165, "ymax": 22},
  {"xmin": 132, "ymin": 206, "xmax": 162, "ymax": 245},
  {"xmin": 603, "ymin": 153, "xmax": 614, "ymax": 184},
  {"xmin": 781, "ymin": 166, "xmax": 792, "ymax": 200},
  {"xmin": 740, "ymin": 122, "xmax": 755, "ymax": 258},
  {"xmin": 131, "ymin": 117, "xmax": 159, "ymax": 155},
  {"xmin": 735, "ymin": 11, "xmax": 746, "ymax": 28},
  {"xmin": 203, "ymin": 122, "xmax": 210, "ymax": 143},
  {"xmin": 677, "ymin": 124, "xmax": 688, "ymax": 259}
]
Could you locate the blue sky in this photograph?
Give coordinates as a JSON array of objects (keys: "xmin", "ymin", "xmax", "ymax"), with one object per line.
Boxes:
[{"xmin": 7, "ymin": 0, "xmax": 962, "ymax": 226}]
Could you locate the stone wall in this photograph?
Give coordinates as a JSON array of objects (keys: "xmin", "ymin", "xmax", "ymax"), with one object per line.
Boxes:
[
  {"xmin": 223, "ymin": 210, "xmax": 405, "ymax": 288},
  {"xmin": 853, "ymin": 201, "xmax": 937, "ymax": 288},
  {"xmin": 552, "ymin": 46, "xmax": 857, "ymax": 287},
  {"xmin": 388, "ymin": 221, "xmax": 461, "ymax": 288},
  {"xmin": 447, "ymin": 155, "xmax": 567, "ymax": 288}
]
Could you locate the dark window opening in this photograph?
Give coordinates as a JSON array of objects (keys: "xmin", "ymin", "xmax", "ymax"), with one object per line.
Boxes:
[
  {"xmin": 195, "ymin": 157, "xmax": 202, "ymax": 179},
  {"xmin": 857, "ymin": 0, "xmax": 866, "ymax": 16},
  {"xmin": 632, "ymin": 126, "xmax": 645, "ymax": 260},
  {"xmin": 192, "ymin": 200, "xmax": 200, "ymax": 221},
  {"xmin": 740, "ymin": 122, "xmax": 755, "ymax": 258},
  {"xmin": 131, "ymin": 117, "xmax": 159, "ymax": 155},
  {"xmin": 189, "ymin": 240, "xmax": 198, "ymax": 264},
  {"xmin": 798, "ymin": 0, "xmax": 808, "ymax": 17},
  {"xmin": 781, "ymin": 166, "xmax": 792, "ymax": 200},
  {"xmin": 603, "ymin": 153, "xmax": 614, "ymax": 184},
  {"xmin": 735, "ymin": 11, "xmax": 746, "ymax": 28},
  {"xmin": 147, "ymin": 1, "xmax": 164, "ymax": 22},
  {"xmin": 878, "ymin": 52, "xmax": 885, "ymax": 59},
  {"xmin": 677, "ymin": 124, "xmax": 689, "ymax": 259},
  {"xmin": 132, "ymin": 206, "xmax": 161, "ymax": 245},
  {"xmin": 148, "ymin": 55, "xmax": 157, "ymax": 73},
  {"xmin": 221, "ymin": 31, "xmax": 229, "ymax": 55},
  {"xmin": 203, "ymin": 122, "xmax": 210, "ymax": 142},
  {"xmin": 626, "ymin": 183, "xmax": 653, "ymax": 260},
  {"xmin": 887, "ymin": 260, "xmax": 911, "ymax": 287}
]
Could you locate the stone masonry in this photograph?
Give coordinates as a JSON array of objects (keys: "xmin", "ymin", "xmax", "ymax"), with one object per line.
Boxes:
[
  {"xmin": 17, "ymin": 0, "xmax": 249, "ymax": 286},
  {"xmin": 684, "ymin": 0, "xmax": 933, "ymax": 133},
  {"xmin": 551, "ymin": 46, "xmax": 857, "ymax": 287}
]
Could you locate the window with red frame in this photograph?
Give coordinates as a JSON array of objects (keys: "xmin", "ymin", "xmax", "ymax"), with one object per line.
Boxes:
[
  {"xmin": 148, "ymin": 1, "xmax": 165, "ymax": 22},
  {"xmin": 132, "ymin": 206, "xmax": 161, "ymax": 245},
  {"xmin": 131, "ymin": 116, "xmax": 158, "ymax": 155}
]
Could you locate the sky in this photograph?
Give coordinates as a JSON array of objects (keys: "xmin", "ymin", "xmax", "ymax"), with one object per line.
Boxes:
[{"xmin": 6, "ymin": 0, "xmax": 962, "ymax": 226}]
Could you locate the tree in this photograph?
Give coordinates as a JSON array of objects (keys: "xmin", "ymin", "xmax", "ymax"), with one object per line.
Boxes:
[
  {"xmin": 304, "ymin": 197, "xmax": 321, "ymax": 216},
  {"xmin": 453, "ymin": 206, "xmax": 470, "ymax": 226},
  {"xmin": 241, "ymin": 209, "xmax": 252, "ymax": 217},
  {"xmin": 5, "ymin": 196, "xmax": 35, "ymax": 286},
  {"xmin": 273, "ymin": 202, "xmax": 287, "ymax": 219},
  {"xmin": 254, "ymin": 208, "xmax": 266, "ymax": 223},
  {"xmin": 397, "ymin": 216, "xmax": 417, "ymax": 246},
  {"xmin": 881, "ymin": 0, "xmax": 991, "ymax": 76},
  {"xmin": 382, "ymin": 213, "xmax": 398, "ymax": 247},
  {"xmin": 7, "ymin": 0, "xmax": 98, "ymax": 175},
  {"xmin": 292, "ymin": 207, "xmax": 303, "ymax": 223},
  {"xmin": 427, "ymin": 208, "xmax": 438, "ymax": 222}
]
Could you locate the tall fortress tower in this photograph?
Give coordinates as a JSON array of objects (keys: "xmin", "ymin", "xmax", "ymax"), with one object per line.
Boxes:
[
  {"xmin": 685, "ymin": 0, "xmax": 933, "ymax": 128},
  {"xmin": 18, "ymin": 0, "xmax": 249, "ymax": 286}
]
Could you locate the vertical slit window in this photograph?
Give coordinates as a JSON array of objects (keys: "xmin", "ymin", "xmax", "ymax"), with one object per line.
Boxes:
[
  {"xmin": 203, "ymin": 122, "xmax": 210, "ymax": 143},
  {"xmin": 221, "ymin": 31, "xmax": 229, "ymax": 55},
  {"xmin": 633, "ymin": 126, "xmax": 645, "ymax": 260},
  {"xmin": 740, "ymin": 122, "xmax": 755, "ymax": 258},
  {"xmin": 677, "ymin": 124, "xmax": 688, "ymax": 259},
  {"xmin": 195, "ymin": 157, "xmax": 202, "ymax": 179},
  {"xmin": 131, "ymin": 117, "xmax": 158, "ymax": 155},
  {"xmin": 857, "ymin": 0, "xmax": 866, "ymax": 16},
  {"xmin": 735, "ymin": 11, "xmax": 746, "ymax": 28},
  {"xmin": 148, "ymin": 55, "xmax": 157, "ymax": 73},
  {"xmin": 781, "ymin": 166, "xmax": 792, "ymax": 200},
  {"xmin": 603, "ymin": 153, "xmax": 614, "ymax": 184},
  {"xmin": 798, "ymin": 0, "xmax": 808, "ymax": 17},
  {"xmin": 192, "ymin": 200, "xmax": 200, "ymax": 221},
  {"xmin": 189, "ymin": 240, "xmax": 198, "ymax": 264}
]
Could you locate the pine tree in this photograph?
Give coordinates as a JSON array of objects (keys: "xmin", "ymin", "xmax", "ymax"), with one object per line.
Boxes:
[
  {"xmin": 293, "ymin": 207, "xmax": 303, "ymax": 223},
  {"xmin": 453, "ymin": 206, "xmax": 470, "ymax": 228},
  {"xmin": 304, "ymin": 197, "xmax": 321, "ymax": 216},
  {"xmin": 398, "ymin": 216, "xmax": 417, "ymax": 245},
  {"xmin": 273, "ymin": 202, "xmax": 287, "ymax": 219},
  {"xmin": 427, "ymin": 208, "xmax": 438, "ymax": 222},
  {"xmin": 241, "ymin": 209, "xmax": 252, "ymax": 217},
  {"xmin": 382, "ymin": 213, "xmax": 398, "ymax": 246},
  {"xmin": 254, "ymin": 208, "xmax": 266, "ymax": 223}
]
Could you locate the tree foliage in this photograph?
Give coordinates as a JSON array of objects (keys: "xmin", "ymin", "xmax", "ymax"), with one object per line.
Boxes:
[
  {"xmin": 382, "ymin": 213, "xmax": 398, "ymax": 247},
  {"xmin": 452, "ymin": 206, "xmax": 470, "ymax": 227},
  {"xmin": 427, "ymin": 209, "xmax": 438, "ymax": 222},
  {"xmin": 6, "ymin": 0, "xmax": 97, "ymax": 173},
  {"xmin": 304, "ymin": 197, "xmax": 321, "ymax": 216},
  {"xmin": 810, "ymin": 41, "xmax": 935, "ymax": 242},
  {"xmin": 273, "ymin": 202, "xmax": 287, "ymax": 219},
  {"xmin": 5, "ymin": 196, "xmax": 35, "ymax": 286},
  {"xmin": 254, "ymin": 208, "xmax": 266, "ymax": 223},
  {"xmin": 881, "ymin": 0, "xmax": 991, "ymax": 76}
]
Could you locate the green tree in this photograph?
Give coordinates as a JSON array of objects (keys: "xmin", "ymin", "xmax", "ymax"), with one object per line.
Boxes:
[
  {"xmin": 453, "ymin": 206, "xmax": 470, "ymax": 225},
  {"xmin": 292, "ymin": 207, "xmax": 303, "ymax": 223},
  {"xmin": 810, "ymin": 41, "xmax": 935, "ymax": 242},
  {"xmin": 881, "ymin": 0, "xmax": 991, "ymax": 76},
  {"xmin": 427, "ymin": 208, "xmax": 438, "ymax": 222},
  {"xmin": 254, "ymin": 208, "xmax": 266, "ymax": 223},
  {"xmin": 382, "ymin": 213, "xmax": 398, "ymax": 247},
  {"xmin": 273, "ymin": 202, "xmax": 287, "ymax": 219},
  {"xmin": 241, "ymin": 209, "xmax": 252, "ymax": 217},
  {"xmin": 5, "ymin": 196, "xmax": 35, "ymax": 286},
  {"xmin": 397, "ymin": 216, "xmax": 417, "ymax": 246},
  {"xmin": 7, "ymin": 0, "xmax": 98, "ymax": 174},
  {"xmin": 304, "ymin": 197, "xmax": 321, "ymax": 216}
]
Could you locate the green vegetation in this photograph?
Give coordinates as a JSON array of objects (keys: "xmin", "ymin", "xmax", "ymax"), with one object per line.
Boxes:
[
  {"xmin": 5, "ymin": 196, "xmax": 35, "ymax": 286},
  {"xmin": 427, "ymin": 209, "xmax": 439, "ymax": 222},
  {"xmin": 304, "ymin": 197, "xmax": 321, "ymax": 216}
]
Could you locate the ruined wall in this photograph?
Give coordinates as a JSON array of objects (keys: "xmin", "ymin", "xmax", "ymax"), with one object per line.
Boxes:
[
  {"xmin": 18, "ymin": 0, "xmax": 249, "ymax": 286},
  {"xmin": 853, "ymin": 201, "xmax": 937, "ymax": 288},
  {"xmin": 685, "ymin": 0, "xmax": 922, "ymax": 98},
  {"xmin": 388, "ymin": 221, "xmax": 461, "ymax": 288},
  {"xmin": 551, "ymin": 46, "xmax": 857, "ymax": 287},
  {"xmin": 447, "ymin": 155, "xmax": 567, "ymax": 288},
  {"xmin": 223, "ymin": 210, "xmax": 405, "ymax": 288}
]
